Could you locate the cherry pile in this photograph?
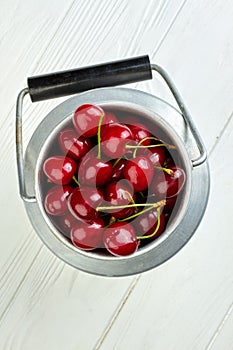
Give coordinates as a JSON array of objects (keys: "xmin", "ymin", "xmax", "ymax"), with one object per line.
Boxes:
[{"xmin": 41, "ymin": 104, "xmax": 186, "ymax": 257}]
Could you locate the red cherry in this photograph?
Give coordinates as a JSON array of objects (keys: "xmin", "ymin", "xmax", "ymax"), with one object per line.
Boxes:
[
  {"xmin": 127, "ymin": 123, "xmax": 151, "ymax": 146},
  {"xmin": 151, "ymin": 166, "xmax": 186, "ymax": 198},
  {"xmin": 132, "ymin": 208, "xmax": 165, "ymax": 240},
  {"xmin": 58, "ymin": 128, "xmax": 92, "ymax": 160},
  {"xmin": 101, "ymin": 123, "xmax": 133, "ymax": 158},
  {"xmin": 103, "ymin": 222, "xmax": 138, "ymax": 256},
  {"xmin": 138, "ymin": 146, "xmax": 166, "ymax": 167},
  {"xmin": 44, "ymin": 185, "xmax": 73, "ymax": 216},
  {"xmin": 58, "ymin": 212, "xmax": 82, "ymax": 237},
  {"xmin": 71, "ymin": 218, "xmax": 105, "ymax": 250},
  {"xmin": 104, "ymin": 180, "xmax": 135, "ymax": 219},
  {"xmin": 43, "ymin": 156, "xmax": 77, "ymax": 185},
  {"xmin": 73, "ymin": 104, "xmax": 105, "ymax": 138},
  {"xmin": 124, "ymin": 156, "xmax": 154, "ymax": 192},
  {"xmin": 68, "ymin": 187, "xmax": 103, "ymax": 221},
  {"xmin": 78, "ymin": 154, "xmax": 113, "ymax": 187},
  {"xmin": 101, "ymin": 112, "xmax": 118, "ymax": 136},
  {"xmin": 112, "ymin": 159, "xmax": 127, "ymax": 181},
  {"xmin": 164, "ymin": 196, "xmax": 177, "ymax": 213}
]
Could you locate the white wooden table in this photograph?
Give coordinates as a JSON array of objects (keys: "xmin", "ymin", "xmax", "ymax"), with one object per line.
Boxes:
[{"xmin": 0, "ymin": 1, "xmax": 233, "ymax": 349}]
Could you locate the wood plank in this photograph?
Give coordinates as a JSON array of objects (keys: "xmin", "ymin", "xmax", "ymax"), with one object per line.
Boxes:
[
  {"xmin": 96, "ymin": 112, "xmax": 233, "ymax": 350},
  {"xmin": 208, "ymin": 303, "xmax": 233, "ymax": 350}
]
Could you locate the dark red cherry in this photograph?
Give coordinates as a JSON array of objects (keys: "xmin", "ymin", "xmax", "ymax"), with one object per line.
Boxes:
[
  {"xmin": 43, "ymin": 156, "xmax": 77, "ymax": 185},
  {"xmin": 151, "ymin": 166, "xmax": 186, "ymax": 198},
  {"xmin": 78, "ymin": 155, "xmax": 113, "ymax": 187},
  {"xmin": 71, "ymin": 218, "xmax": 105, "ymax": 250},
  {"xmin": 101, "ymin": 112, "xmax": 118, "ymax": 136},
  {"xmin": 112, "ymin": 159, "xmax": 127, "ymax": 181},
  {"xmin": 138, "ymin": 146, "xmax": 166, "ymax": 167},
  {"xmin": 132, "ymin": 208, "xmax": 165, "ymax": 240},
  {"xmin": 127, "ymin": 123, "xmax": 151, "ymax": 146},
  {"xmin": 164, "ymin": 196, "xmax": 177, "ymax": 213},
  {"xmin": 58, "ymin": 212, "xmax": 82, "ymax": 237},
  {"xmin": 103, "ymin": 222, "xmax": 138, "ymax": 256},
  {"xmin": 68, "ymin": 187, "xmax": 103, "ymax": 221},
  {"xmin": 44, "ymin": 185, "xmax": 73, "ymax": 216},
  {"xmin": 58, "ymin": 128, "xmax": 92, "ymax": 160},
  {"xmin": 73, "ymin": 104, "xmax": 105, "ymax": 137},
  {"xmin": 101, "ymin": 123, "xmax": 133, "ymax": 158},
  {"xmin": 123, "ymin": 156, "xmax": 154, "ymax": 192},
  {"xmin": 104, "ymin": 180, "xmax": 135, "ymax": 219}
]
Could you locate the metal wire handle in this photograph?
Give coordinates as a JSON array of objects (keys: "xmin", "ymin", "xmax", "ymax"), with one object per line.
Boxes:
[{"xmin": 151, "ymin": 64, "xmax": 207, "ymax": 167}]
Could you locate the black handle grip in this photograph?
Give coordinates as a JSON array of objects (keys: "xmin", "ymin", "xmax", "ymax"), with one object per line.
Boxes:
[{"xmin": 27, "ymin": 55, "xmax": 152, "ymax": 102}]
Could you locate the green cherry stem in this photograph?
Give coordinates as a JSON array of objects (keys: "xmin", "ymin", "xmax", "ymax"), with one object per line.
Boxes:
[
  {"xmin": 112, "ymin": 158, "xmax": 122, "ymax": 167},
  {"xmin": 118, "ymin": 205, "xmax": 154, "ymax": 222},
  {"xmin": 96, "ymin": 199, "xmax": 166, "ymax": 212},
  {"xmin": 155, "ymin": 166, "xmax": 174, "ymax": 176},
  {"xmin": 97, "ymin": 113, "xmax": 104, "ymax": 159},
  {"xmin": 124, "ymin": 136, "xmax": 176, "ymax": 158},
  {"xmin": 137, "ymin": 207, "xmax": 161, "ymax": 240},
  {"xmin": 72, "ymin": 175, "xmax": 80, "ymax": 186}
]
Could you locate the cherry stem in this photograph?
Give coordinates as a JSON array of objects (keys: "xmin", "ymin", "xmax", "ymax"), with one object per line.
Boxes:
[
  {"xmin": 97, "ymin": 113, "xmax": 104, "ymax": 159},
  {"xmin": 155, "ymin": 166, "xmax": 174, "ymax": 176},
  {"xmin": 125, "ymin": 136, "xmax": 176, "ymax": 158},
  {"xmin": 112, "ymin": 158, "xmax": 121, "ymax": 167},
  {"xmin": 96, "ymin": 199, "xmax": 166, "ymax": 212},
  {"xmin": 72, "ymin": 175, "xmax": 80, "ymax": 186},
  {"xmin": 137, "ymin": 207, "xmax": 161, "ymax": 240},
  {"xmin": 118, "ymin": 205, "xmax": 154, "ymax": 222}
]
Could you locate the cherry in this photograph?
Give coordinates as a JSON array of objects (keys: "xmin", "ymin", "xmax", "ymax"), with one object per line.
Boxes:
[
  {"xmin": 78, "ymin": 154, "xmax": 113, "ymax": 187},
  {"xmin": 112, "ymin": 159, "xmax": 127, "ymax": 181},
  {"xmin": 164, "ymin": 196, "xmax": 177, "ymax": 213},
  {"xmin": 58, "ymin": 212, "xmax": 82, "ymax": 237},
  {"xmin": 150, "ymin": 166, "xmax": 186, "ymax": 198},
  {"xmin": 73, "ymin": 104, "xmax": 105, "ymax": 138},
  {"xmin": 58, "ymin": 128, "xmax": 92, "ymax": 160},
  {"xmin": 71, "ymin": 218, "xmax": 105, "ymax": 250},
  {"xmin": 43, "ymin": 156, "xmax": 77, "ymax": 185},
  {"xmin": 44, "ymin": 185, "xmax": 73, "ymax": 216},
  {"xmin": 103, "ymin": 222, "xmax": 138, "ymax": 256},
  {"xmin": 104, "ymin": 180, "xmax": 135, "ymax": 219},
  {"xmin": 68, "ymin": 187, "xmax": 103, "ymax": 221},
  {"xmin": 101, "ymin": 112, "xmax": 118, "ymax": 136},
  {"xmin": 138, "ymin": 146, "xmax": 166, "ymax": 167},
  {"xmin": 101, "ymin": 123, "xmax": 133, "ymax": 158},
  {"xmin": 132, "ymin": 208, "xmax": 165, "ymax": 240},
  {"xmin": 127, "ymin": 123, "xmax": 151, "ymax": 146},
  {"xmin": 123, "ymin": 156, "xmax": 154, "ymax": 192}
]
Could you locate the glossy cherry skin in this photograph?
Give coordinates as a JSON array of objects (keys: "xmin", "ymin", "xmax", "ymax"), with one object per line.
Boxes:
[
  {"xmin": 44, "ymin": 185, "xmax": 73, "ymax": 216},
  {"xmin": 58, "ymin": 212, "xmax": 81, "ymax": 237},
  {"xmin": 127, "ymin": 123, "xmax": 151, "ymax": 146},
  {"xmin": 43, "ymin": 156, "xmax": 77, "ymax": 185},
  {"xmin": 103, "ymin": 222, "xmax": 138, "ymax": 256},
  {"xmin": 138, "ymin": 146, "xmax": 166, "ymax": 167},
  {"xmin": 78, "ymin": 154, "xmax": 113, "ymax": 187},
  {"xmin": 104, "ymin": 180, "xmax": 135, "ymax": 219},
  {"xmin": 73, "ymin": 104, "xmax": 105, "ymax": 138},
  {"xmin": 101, "ymin": 112, "xmax": 118, "ymax": 136},
  {"xmin": 101, "ymin": 123, "xmax": 133, "ymax": 158},
  {"xmin": 71, "ymin": 218, "xmax": 105, "ymax": 250},
  {"xmin": 150, "ymin": 166, "xmax": 186, "ymax": 198},
  {"xmin": 68, "ymin": 187, "xmax": 103, "ymax": 221},
  {"xmin": 132, "ymin": 208, "xmax": 165, "ymax": 240},
  {"xmin": 164, "ymin": 196, "xmax": 177, "ymax": 213},
  {"xmin": 58, "ymin": 128, "xmax": 92, "ymax": 160},
  {"xmin": 124, "ymin": 156, "xmax": 154, "ymax": 192},
  {"xmin": 112, "ymin": 159, "xmax": 127, "ymax": 181}
]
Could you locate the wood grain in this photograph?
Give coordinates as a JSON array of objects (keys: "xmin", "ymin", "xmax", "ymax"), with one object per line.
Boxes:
[{"xmin": 0, "ymin": 0, "xmax": 233, "ymax": 349}]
